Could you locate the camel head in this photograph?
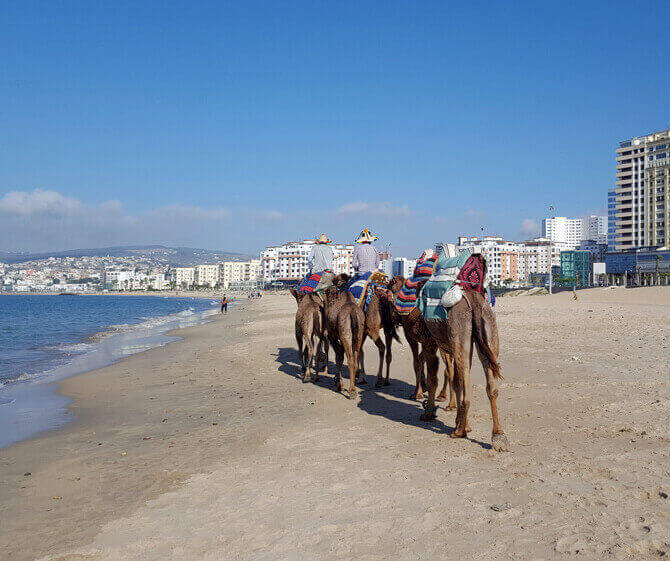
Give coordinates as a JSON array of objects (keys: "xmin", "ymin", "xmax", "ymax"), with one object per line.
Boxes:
[
  {"xmin": 332, "ymin": 273, "xmax": 350, "ymax": 290},
  {"xmin": 386, "ymin": 275, "xmax": 405, "ymax": 294},
  {"xmin": 290, "ymin": 289, "xmax": 304, "ymax": 303}
]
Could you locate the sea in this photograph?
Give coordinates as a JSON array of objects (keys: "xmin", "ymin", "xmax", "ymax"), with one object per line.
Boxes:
[{"xmin": 0, "ymin": 294, "xmax": 220, "ymax": 449}]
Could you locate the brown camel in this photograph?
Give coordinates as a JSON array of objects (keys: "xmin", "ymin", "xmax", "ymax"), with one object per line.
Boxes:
[
  {"xmin": 334, "ymin": 274, "xmax": 401, "ymax": 388},
  {"xmin": 385, "ymin": 267, "xmax": 509, "ymax": 452},
  {"xmin": 290, "ymin": 290, "xmax": 328, "ymax": 383},
  {"xmin": 322, "ymin": 276, "xmax": 366, "ymax": 399},
  {"xmin": 385, "ymin": 276, "xmax": 456, "ymax": 407}
]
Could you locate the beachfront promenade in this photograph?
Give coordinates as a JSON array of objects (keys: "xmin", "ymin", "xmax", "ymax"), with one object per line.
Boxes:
[{"xmin": 1, "ymin": 289, "xmax": 668, "ymax": 560}]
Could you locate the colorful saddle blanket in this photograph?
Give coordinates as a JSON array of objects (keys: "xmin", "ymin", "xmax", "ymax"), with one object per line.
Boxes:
[
  {"xmin": 394, "ymin": 252, "xmax": 438, "ymax": 315},
  {"xmin": 418, "ymin": 250, "xmax": 473, "ymax": 320},
  {"xmin": 297, "ymin": 270, "xmax": 334, "ymax": 294},
  {"xmin": 347, "ymin": 271, "xmax": 388, "ymax": 308}
]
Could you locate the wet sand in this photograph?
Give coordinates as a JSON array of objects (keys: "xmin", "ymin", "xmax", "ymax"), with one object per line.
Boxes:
[{"xmin": 0, "ymin": 288, "xmax": 668, "ymax": 560}]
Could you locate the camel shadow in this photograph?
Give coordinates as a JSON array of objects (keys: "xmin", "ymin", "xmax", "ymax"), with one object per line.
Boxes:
[{"xmin": 274, "ymin": 346, "xmax": 491, "ymax": 450}]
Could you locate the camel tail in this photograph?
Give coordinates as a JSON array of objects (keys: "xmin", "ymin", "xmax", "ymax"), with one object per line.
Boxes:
[
  {"xmin": 472, "ymin": 301, "xmax": 503, "ymax": 380},
  {"xmin": 380, "ymin": 297, "xmax": 402, "ymax": 344}
]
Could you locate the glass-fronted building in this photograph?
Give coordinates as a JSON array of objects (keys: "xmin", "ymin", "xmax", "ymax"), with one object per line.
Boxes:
[
  {"xmin": 606, "ymin": 248, "xmax": 670, "ymax": 274},
  {"xmin": 560, "ymin": 250, "xmax": 591, "ymax": 287}
]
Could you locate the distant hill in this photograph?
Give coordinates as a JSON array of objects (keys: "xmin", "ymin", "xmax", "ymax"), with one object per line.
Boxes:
[{"xmin": 0, "ymin": 245, "xmax": 253, "ymax": 266}]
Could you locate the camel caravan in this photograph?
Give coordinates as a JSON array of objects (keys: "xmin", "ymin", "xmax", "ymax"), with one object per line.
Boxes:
[{"xmin": 290, "ymin": 229, "xmax": 509, "ymax": 452}]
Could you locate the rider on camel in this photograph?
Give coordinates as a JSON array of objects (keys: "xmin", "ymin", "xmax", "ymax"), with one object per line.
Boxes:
[
  {"xmin": 308, "ymin": 234, "xmax": 334, "ymax": 274},
  {"xmin": 353, "ymin": 228, "xmax": 380, "ymax": 274}
]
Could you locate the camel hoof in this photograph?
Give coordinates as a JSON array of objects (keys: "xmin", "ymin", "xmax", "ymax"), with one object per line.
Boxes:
[
  {"xmin": 444, "ymin": 404, "xmax": 457, "ymax": 411},
  {"xmin": 348, "ymin": 389, "xmax": 358, "ymax": 400},
  {"xmin": 492, "ymin": 433, "xmax": 510, "ymax": 452},
  {"xmin": 302, "ymin": 374, "xmax": 310, "ymax": 383},
  {"xmin": 450, "ymin": 429, "xmax": 466, "ymax": 439},
  {"xmin": 375, "ymin": 380, "xmax": 383, "ymax": 388},
  {"xmin": 383, "ymin": 379, "xmax": 391, "ymax": 386},
  {"xmin": 466, "ymin": 425, "xmax": 472, "ymax": 433},
  {"xmin": 435, "ymin": 395, "xmax": 447, "ymax": 402},
  {"xmin": 420, "ymin": 412, "xmax": 436, "ymax": 422}
]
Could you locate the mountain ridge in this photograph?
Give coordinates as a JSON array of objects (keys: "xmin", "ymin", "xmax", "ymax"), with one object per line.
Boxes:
[{"xmin": 0, "ymin": 245, "xmax": 253, "ymax": 266}]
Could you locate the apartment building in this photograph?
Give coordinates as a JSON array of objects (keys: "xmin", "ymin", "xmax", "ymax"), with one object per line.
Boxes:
[
  {"xmin": 391, "ymin": 258, "xmax": 417, "ymax": 279},
  {"xmin": 197, "ymin": 264, "xmax": 221, "ymax": 288},
  {"xmin": 260, "ymin": 241, "xmax": 354, "ymax": 283},
  {"xmin": 174, "ymin": 267, "xmax": 197, "ymax": 288},
  {"xmin": 542, "ymin": 216, "xmax": 607, "ymax": 248},
  {"xmin": 611, "ymin": 129, "xmax": 670, "ymax": 250},
  {"xmin": 220, "ymin": 259, "xmax": 261, "ymax": 288},
  {"xmin": 456, "ymin": 236, "xmax": 521, "ymax": 283}
]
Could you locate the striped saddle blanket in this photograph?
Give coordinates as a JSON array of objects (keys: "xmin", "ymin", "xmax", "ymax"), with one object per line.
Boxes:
[
  {"xmin": 347, "ymin": 271, "xmax": 388, "ymax": 309},
  {"xmin": 394, "ymin": 252, "xmax": 438, "ymax": 315},
  {"xmin": 297, "ymin": 270, "xmax": 334, "ymax": 294}
]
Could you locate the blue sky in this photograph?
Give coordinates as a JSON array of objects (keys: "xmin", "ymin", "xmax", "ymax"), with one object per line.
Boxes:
[{"xmin": 1, "ymin": 1, "xmax": 669, "ymax": 255}]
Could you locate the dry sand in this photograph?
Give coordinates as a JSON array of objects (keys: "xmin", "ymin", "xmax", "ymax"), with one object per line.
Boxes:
[{"xmin": 0, "ymin": 288, "xmax": 668, "ymax": 560}]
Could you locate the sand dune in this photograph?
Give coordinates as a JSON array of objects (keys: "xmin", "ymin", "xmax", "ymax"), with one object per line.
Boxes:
[{"xmin": 1, "ymin": 288, "xmax": 668, "ymax": 560}]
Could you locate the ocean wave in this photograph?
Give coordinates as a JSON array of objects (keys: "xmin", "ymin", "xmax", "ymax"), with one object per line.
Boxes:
[{"xmin": 1, "ymin": 304, "xmax": 215, "ymax": 388}]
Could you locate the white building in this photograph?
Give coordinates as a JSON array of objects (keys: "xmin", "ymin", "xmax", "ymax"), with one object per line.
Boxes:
[
  {"xmin": 261, "ymin": 241, "xmax": 354, "ymax": 283},
  {"xmin": 456, "ymin": 236, "xmax": 522, "ymax": 283},
  {"xmin": 390, "ymin": 258, "xmax": 417, "ymax": 278},
  {"xmin": 174, "ymin": 267, "xmax": 197, "ymax": 289},
  {"xmin": 220, "ymin": 259, "xmax": 261, "ymax": 289},
  {"xmin": 542, "ymin": 216, "xmax": 608, "ymax": 248},
  {"xmin": 584, "ymin": 215, "xmax": 607, "ymax": 244},
  {"xmin": 197, "ymin": 264, "xmax": 221, "ymax": 288}
]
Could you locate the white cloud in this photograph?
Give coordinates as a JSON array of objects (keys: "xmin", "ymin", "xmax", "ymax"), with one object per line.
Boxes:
[
  {"xmin": 337, "ymin": 201, "xmax": 413, "ymax": 218},
  {"xmin": 462, "ymin": 208, "xmax": 484, "ymax": 219},
  {"xmin": 0, "ymin": 189, "xmax": 84, "ymax": 216},
  {"xmin": 521, "ymin": 218, "xmax": 540, "ymax": 238},
  {"xmin": 255, "ymin": 209, "xmax": 284, "ymax": 221}
]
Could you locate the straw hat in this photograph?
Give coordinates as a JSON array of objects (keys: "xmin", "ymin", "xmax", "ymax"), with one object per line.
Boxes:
[
  {"xmin": 316, "ymin": 234, "xmax": 332, "ymax": 244},
  {"xmin": 356, "ymin": 228, "xmax": 378, "ymax": 243}
]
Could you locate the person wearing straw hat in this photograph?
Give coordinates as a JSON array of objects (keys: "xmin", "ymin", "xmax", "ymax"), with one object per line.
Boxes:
[
  {"xmin": 353, "ymin": 228, "xmax": 380, "ymax": 274},
  {"xmin": 308, "ymin": 234, "xmax": 334, "ymax": 274}
]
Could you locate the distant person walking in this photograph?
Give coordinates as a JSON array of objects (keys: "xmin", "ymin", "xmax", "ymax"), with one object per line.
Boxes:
[
  {"xmin": 220, "ymin": 295, "xmax": 228, "ymax": 313},
  {"xmin": 353, "ymin": 228, "xmax": 380, "ymax": 274}
]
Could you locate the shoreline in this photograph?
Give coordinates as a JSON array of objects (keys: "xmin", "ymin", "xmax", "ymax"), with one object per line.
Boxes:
[
  {"xmin": 1, "ymin": 288, "xmax": 668, "ymax": 560},
  {"xmin": 0, "ymin": 298, "xmax": 258, "ymax": 560},
  {"xmin": 0, "ymin": 296, "xmax": 227, "ymax": 450}
]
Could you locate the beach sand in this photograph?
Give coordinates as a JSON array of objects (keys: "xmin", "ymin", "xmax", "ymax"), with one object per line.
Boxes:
[{"xmin": 1, "ymin": 288, "xmax": 668, "ymax": 560}]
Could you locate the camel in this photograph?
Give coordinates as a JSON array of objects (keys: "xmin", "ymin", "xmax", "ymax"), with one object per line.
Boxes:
[
  {"xmin": 334, "ymin": 274, "xmax": 400, "ymax": 388},
  {"xmin": 384, "ymin": 262, "xmax": 509, "ymax": 452},
  {"xmin": 321, "ymin": 276, "xmax": 366, "ymax": 399},
  {"xmin": 290, "ymin": 290, "xmax": 328, "ymax": 383},
  {"xmin": 385, "ymin": 275, "xmax": 456, "ymax": 407}
]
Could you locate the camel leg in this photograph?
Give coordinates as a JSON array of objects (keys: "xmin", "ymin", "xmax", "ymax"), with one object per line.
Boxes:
[
  {"xmin": 332, "ymin": 340, "xmax": 344, "ymax": 393},
  {"xmin": 296, "ymin": 329, "xmax": 305, "ymax": 375},
  {"xmin": 436, "ymin": 350, "xmax": 453, "ymax": 408},
  {"xmin": 357, "ymin": 344, "xmax": 368, "ymax": 385},
  {"xmin": 475, "ymin": 347, "xmax": 509, "ymax": 452},
  {"xmin": 383, "ymin": 331, "xmax": 393, "ymax": 386},
  {"xmin": 343, "ymin": 340, "xmax": 358, "ymax": 400},
  {"xmin": 370, "ymin": 333, "xmax": 386, "ymax": 388},
  {"xmin": 450, "ymin": 345, "xmax": 472, "ymax": 438},
  {"xmin": 420, "ymin": 342, "xmax": 439, "ymax": 421},
  {"xmin": 408, "ymin": 338, "xmax": 424, "ymax": 400},
  {"xmin": 318, "ymin": 336, "xmax": 329, "ymax": 374},
  {"xmin": 303, "ymin": 335, "xmax": 314, "ymax": 383}
]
